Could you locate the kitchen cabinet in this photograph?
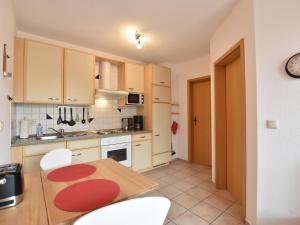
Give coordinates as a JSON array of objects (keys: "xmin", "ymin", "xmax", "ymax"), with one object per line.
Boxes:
[
  {"xmin": 152, "ymin": 103, "xmax": 171, "ymax": 155},
  {"xmin": 152, "ymin": 64, "xmax": 171, "ymax": 87},
  {"xmin": 138, "ymin": 64, "xmax": 172, "ymax": 167},
  {"xmin": 152, "ymin": 85, "xmax": 171, "ymax": 103},
  {"xmin": 132, "ymin": 140, "xmax": 152, "ymax": 172},
  {"xmin": 64, "ymin": 49, "xmax": 95, "ymax": 105},
  {"xmin": 13, "ymin": 37, "xmax": 24, "ymax": 103},
  {"xmin": 24, "ymin": 40, "xmax": 64, "ymax": 104},
  {"xmin": 71, "ymin": 147, "xmax": 100, "ymax": 164},
  {"xmin": 119, "ymin": 62, "xmax": 144, "ymax": 93}
]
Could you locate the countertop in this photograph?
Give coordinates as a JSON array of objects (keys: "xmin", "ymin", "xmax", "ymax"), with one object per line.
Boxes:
[{"xmin": 11, "ymin": 130, "xmax": 152, "ymax": 147}]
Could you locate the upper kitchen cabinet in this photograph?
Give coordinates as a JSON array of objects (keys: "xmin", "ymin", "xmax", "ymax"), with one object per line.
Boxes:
[
  {"xmin": 24, "ymin": 40, "xmax": 64, "ymax": 104},
  {"xmin": 64, "ymin": 49, "xmax": 95, "ymax": 105},
  {"xmin": 152, "ymin": 64, "xmax": 171, "ymax": 87},
  {"xmin": 119, "ymin": 62, "xmax": 144, "ymax": 93}
]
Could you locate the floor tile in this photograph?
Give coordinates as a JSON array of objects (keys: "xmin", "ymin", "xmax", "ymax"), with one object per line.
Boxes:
[
  {"xmin": 186, "ymin": 186, "xmax": 212, "ymax": 200},
  {"xmin": 143, "ymin": 190, "xmax": 166, "ymax": 198},
  {"xmin": 166, "ymin": 222, "xmax": 176, "ymax": 225},
  {"xmin": 164, "ymin": 217, "xmax": 170, "ymax": 224},
  {"xmin": 226, "ymin": 202, "xmax": 243, "ymax": 220},
  {"xmin": 173, "ymin": 180, "xmax": 195, "ymax": 192},
  {"xmin": 214, "ymin": 190, "xmax": 237, "ymax": 202},
  {"xmin": 159, "ymin": 185, "xmax": 182, "ymax": 199},
  {"xmin": 173, "ymin": 211, "xmax": 209, "ymax": 225},
  {"xmin": 173, "ymin": 193, "xmax": 200, "ymax": 209},
  {"xmin": 162, "ymin": 175, "xmax": 182, "ymax": 184},
  {"xmin": 204, "ymin": 195, "xmax": 233, "ymax": 211},
  {"xmin": 184, "ymin": 176, "xmax": 204, "ymax": 186},
  {"xmin": 212, "ymin": 213, "xmax": 244, "ymax": 225},
  {"xmin": 180, "ymin": 167, "xmax": 199, "ymax": 176},
  {"xmin": 197, "ymin": 181, "xmax": 217, "ymax": 193},
  {"xmin": 193, "ymin": 172, "xmax": 212, "ymax": 181},
  {"xmin": 167, "ymin": 200, "xmax": 187, "ymax": 220},
  {"xmin": 190, "ymin": 202, "xmax": 222, "ymax": 223},
  {"xmin": 173, "ymin": 171, "xmax": 189, "ymax": 179}
]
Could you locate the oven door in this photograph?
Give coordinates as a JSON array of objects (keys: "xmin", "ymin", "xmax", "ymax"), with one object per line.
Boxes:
[{"xmin": 101, "ymin": 143, "xmax": 131, "ymax": 167}]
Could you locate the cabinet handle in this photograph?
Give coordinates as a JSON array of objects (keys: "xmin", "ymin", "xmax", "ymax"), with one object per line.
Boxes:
[
  {"xmin": 154, "ymin": 134, "xmax": 160, "ymax": 136},
  {"xmin": 48, "ymin": 97, "xmax": 59, "ymax": 101},
  {"xmin": 68, "ymin": 98, "xmax": 78, "ymax": 102},
  {"xmin": 154, "ymin": 97, "xmax": 160, "ymax": 100},
  {"xmin": 140, "ymin": 136, "xmax": 146, "ymax": 138},
  {"xmin": 135, "ymin": 144, "xmax": 141, "ymax": 147},
  {"xmin": 72, "ymin": 153, "xmax": 82, "ymax": 157},
  {"xmin": 160, "ymin": 81, "xmax": 165, "ymax": 84},
  {"xmin": 128, "ymin": 88, "xmax": 134, "ymax": 91}
]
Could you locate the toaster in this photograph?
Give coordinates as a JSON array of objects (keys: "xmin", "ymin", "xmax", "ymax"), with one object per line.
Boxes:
[{"xmin": 0, "ymin": 163, "xmax": 23, "ymax": 209}]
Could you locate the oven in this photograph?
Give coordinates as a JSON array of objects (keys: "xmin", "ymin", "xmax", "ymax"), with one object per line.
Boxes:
[{"xmin": 100, "ymin": 135, "xmax": 131, "ymax": 167}]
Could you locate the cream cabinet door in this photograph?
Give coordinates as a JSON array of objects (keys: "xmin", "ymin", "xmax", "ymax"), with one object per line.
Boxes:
[
  {"xmin": 125, "ymin": 63, "xmax": 144, "ymax": 93},
  {"xmin": 132, "ymin": 140, "xmax": 152, "ymax": 172},
  {"xmin": 24, "ymin": 40, "xmax": 63, "ymax": 104},
  {"xmin": 71, "ymin": 147, "xmax": 100, "ymax": 164},
  {"xmin": 152, "ymin": 65, "xmax": 171, "ymax": 87},
  {"xmin": 152, "ymin": 103, "xmax": 171, "ymax": 154},
  {"xmin": 64, "ymin": 49, "xmax": 95, "ymax": 105},
  {"xmin": 152, "ymin": 86, "xmax": 171, "ymax": 103},
  {"xmin": 153, "ymin": 152, "xmax": 171, "ymax": 167}
]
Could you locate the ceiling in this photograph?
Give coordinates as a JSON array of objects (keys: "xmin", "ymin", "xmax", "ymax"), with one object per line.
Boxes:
[{"xmin": 13, "ymin": 0, "xmax": 238, "ymax": 63}]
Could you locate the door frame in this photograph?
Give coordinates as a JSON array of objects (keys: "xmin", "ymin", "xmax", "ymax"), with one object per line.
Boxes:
[
  {"xmin": 187, "ymin": 76, "xmax": 211, "ymax": 163},
  {"xmin": 214, "ymin": 39, "xmax": 246, "ymax": 219}
]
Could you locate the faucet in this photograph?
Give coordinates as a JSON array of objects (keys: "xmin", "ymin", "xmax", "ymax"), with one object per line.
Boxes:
[{"xmin": 48, "ymin": 128, "xmax": 64, "ymax": 136}]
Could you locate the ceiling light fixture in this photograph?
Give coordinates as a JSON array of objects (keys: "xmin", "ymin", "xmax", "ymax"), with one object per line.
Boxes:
[{"xmin": 135, "ymin": 31, "xmax": 142, "ymax": 49}]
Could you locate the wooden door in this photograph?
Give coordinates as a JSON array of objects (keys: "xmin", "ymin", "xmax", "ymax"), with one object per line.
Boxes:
[
  {"xmin": 152, "ymin": 86, "xmax": 171, "ymax": 103},
  {"xmin": 24, "ymin": 40, "xmax": 63, "ymax": 104},
  {"xmin": 152, "ymin": 103, "xmax": 171, "ymax": 155},
  {"xmin": 226, "ymin": 57, "xmax": 245, "ymax": 202},
  {"xmin": 190, "ymin": 79, "xmax": 211, "ymax": 166},
  {"xmin": 64, "ymin": 49, "xmax": 95, "ymax": 105},
  {"xmin": 152, "ymin": 65, "xmax": 171, "ymax": 86},
  {"xmin": 125, "ymin": 63, "xmax": 144, "ymax": 93}
]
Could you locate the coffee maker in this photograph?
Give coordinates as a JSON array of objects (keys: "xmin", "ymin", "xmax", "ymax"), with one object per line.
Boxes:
[
  {"xmin": 133, "ymin": 115, "xmax": 143, "ymax": 131},
  {"xmin": 121, "ymin": 118, "xmax": 134, "ymax": 130}
]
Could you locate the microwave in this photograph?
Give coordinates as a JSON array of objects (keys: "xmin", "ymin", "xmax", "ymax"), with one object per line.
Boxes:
[{"xmin": 126, "ymin": 93, "xmax": 144, "ymax": 105}]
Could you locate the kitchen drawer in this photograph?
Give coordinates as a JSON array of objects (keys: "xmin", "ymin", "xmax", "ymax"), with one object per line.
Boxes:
[
  {"xmin": 132, "ymin": 133, "xmax": 152, "ymax": 142},
  {"xmin": 132, "ymin": 140, "xmax": 152, "ymax": 172},
  {"xmin": 71, "ymin": 147, "xmax": 100, "ymax": 164},
  {"xmin": 23, "ymin": 142, "xmax": 66, "ymax": 157},
  {"xmin": 152, "ymin": 86, "xmax": 171, "ymax": 103},
  {"xmin": 153, "ymin": 152, "xmax": 171, "ymax": 167},
  {"xmin": 67, "ymin": 138, "xmax": 100, "ymax": 150}
]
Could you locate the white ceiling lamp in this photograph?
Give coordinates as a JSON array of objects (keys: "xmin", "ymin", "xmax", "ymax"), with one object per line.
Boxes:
[{"xmin": 135, "ymin": 31, "xmax": 142, "ymax": 49}]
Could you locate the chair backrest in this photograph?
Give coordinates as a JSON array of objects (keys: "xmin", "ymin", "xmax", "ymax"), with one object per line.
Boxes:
[
  {"xmin": 73, "ymin": 197, "xmax": 171, "ymax": 225},
  {"xmin": 40, "ymin": 148, "xmax": 72, "ymax": 170}
]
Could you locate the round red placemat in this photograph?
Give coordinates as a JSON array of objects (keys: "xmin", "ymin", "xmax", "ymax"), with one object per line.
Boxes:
[
  {"xmin": 54, "ymin": 179, "xmax": 120, "ymax": 212},
  {"xmin": 47, "ymin": 164, "xmax": 96, "ymax": 182}
]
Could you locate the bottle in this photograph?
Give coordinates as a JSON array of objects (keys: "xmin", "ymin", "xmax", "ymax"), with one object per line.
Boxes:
[
  {"xmin": 36, "ymin": 123, "xmax": 43, "ymax": 137},
  {"xmin": 20, "ymin": 117, "xmax": 29, "ymax": 139}
]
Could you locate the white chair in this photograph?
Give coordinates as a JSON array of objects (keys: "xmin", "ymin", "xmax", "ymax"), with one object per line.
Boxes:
[
  {"xmin": 73, "ymin": 197, "xmax": 171, "ymax": 225},
  {"xmin": 40, "ymin": 148, "xmax": 72, "ymax": 170}
]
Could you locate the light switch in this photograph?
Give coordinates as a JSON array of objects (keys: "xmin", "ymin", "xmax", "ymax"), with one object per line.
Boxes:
[
  {"xmin": 266, "ymin": 120, "xmax": 279, "ymax": 129},
  {"xmin": 0, "ymin": 121, "xmax": 4, "ymax": 132}
]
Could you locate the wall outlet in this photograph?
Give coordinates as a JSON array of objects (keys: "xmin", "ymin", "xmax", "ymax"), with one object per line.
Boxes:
[{"xmin": 266, "ymin": 120, "xmax": 279, "ymax": 129}]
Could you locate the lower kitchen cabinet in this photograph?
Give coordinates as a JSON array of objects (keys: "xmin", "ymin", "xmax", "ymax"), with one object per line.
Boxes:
[
  {"xmin": 132, "ymin": 140, "xmax": 152, "ymax": 172},
  {"xmin": 71, "ymin": 147, "xmax": 100, "ymax": 164},
  {"xmin": 153, "ymin": 152, "xmax": 171, "ymax": 167}
]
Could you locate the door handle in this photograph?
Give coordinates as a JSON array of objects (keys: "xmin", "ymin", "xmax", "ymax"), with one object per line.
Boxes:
[
  {"xmin": 194, "ymin": 116, "xmax": 197, "ymax": 125},
  {"xmin": 72, "ymin": 153, "xmax": 82, "ymax": 157}
]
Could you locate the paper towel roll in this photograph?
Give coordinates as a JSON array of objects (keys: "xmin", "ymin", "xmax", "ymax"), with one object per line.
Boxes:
[{"xmin": 20, "ymin": 118, "xmax": 29, "ymax": 139}]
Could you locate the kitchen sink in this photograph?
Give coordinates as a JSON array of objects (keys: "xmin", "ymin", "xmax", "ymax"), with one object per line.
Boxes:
[
  {"xmin": 64, "ymin": 132, "xmax": 88, "ymax": 138},
  {"xmin": 36, "ymin": 135, "xmax": 64, "ymax": 140}
]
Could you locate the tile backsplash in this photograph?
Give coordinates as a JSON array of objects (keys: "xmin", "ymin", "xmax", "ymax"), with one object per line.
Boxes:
[{"xmin": 13, "ymin": 100, "xmax": 137, "ymax": 136}]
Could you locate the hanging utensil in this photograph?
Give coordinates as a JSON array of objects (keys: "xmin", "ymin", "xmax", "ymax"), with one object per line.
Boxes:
[
  {"xmin": 63, "ymin": 107, "xmax": 68, "ymax": 124},
  {"xmin": 82, "ymin": 108, "xmax": 86, "ymax": 124},
  {"xmin": 57, "ymin": 107, "xmax": 63, "ymax": 125},
  {"xmin": 75, "ymin": 111, "xmax": 80, "ymax": 122},
  {"xmin": 87, "ymin": 108, "xmax": 94, "ymax": 123},
  {"xmin": 68, "ymin": 108, "xmax": 76, "ymax": 126}
]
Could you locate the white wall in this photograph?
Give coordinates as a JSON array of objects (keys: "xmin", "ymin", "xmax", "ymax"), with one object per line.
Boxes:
[
  {"xmin": 254, "ymin": 1, "xmax": 300, "ymax": 224},
  {"xmin": 0, "ymin": 0, "xmax": 15, "ymax": 164},
  {"xmin": 167, "ymin": 55, "xmax": 210, "ymax": 159},
  {"xmin": 210, "ymin": 0, "xmax": 257, "ymax": 224}
]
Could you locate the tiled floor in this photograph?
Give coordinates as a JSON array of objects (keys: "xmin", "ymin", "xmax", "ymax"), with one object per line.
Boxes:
[{"xmin": 142, "ymin": 159, "xmax": 244, "ymax": 225}]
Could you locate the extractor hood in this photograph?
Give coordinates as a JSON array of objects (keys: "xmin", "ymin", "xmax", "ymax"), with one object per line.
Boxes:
[{"xmin": 95, "ymin": 89, "xmax": 129, "ymax": 100}]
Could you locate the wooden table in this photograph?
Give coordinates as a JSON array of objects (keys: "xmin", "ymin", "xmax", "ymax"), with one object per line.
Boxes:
[{"xmin": 0, "ymin": 159, "xmax": 158, "ymax": 225}]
